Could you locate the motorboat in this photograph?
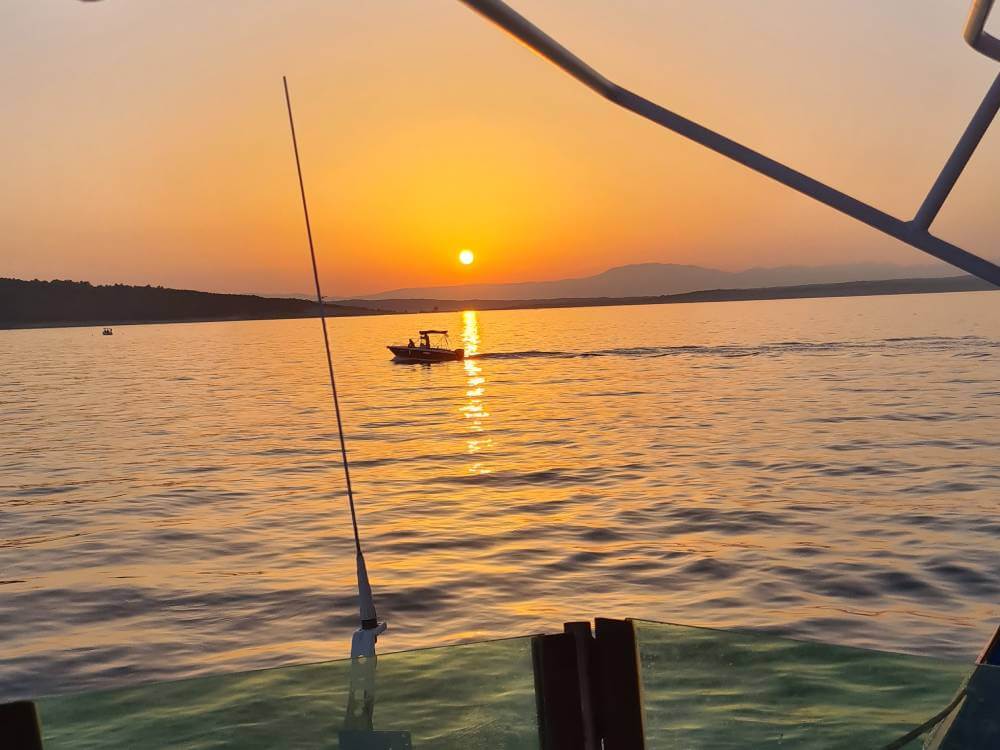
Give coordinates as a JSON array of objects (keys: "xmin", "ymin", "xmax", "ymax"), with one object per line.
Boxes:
[
  {"xmin": 101, "ymin": 328, "xmax": 113, "ymax": 336},
  {"xmin": 387, "ymin": 330, "xmax": 464, "ymax": 362}
]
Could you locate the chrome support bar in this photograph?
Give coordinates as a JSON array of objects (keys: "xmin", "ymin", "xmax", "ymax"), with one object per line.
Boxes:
[
  {"xmin": 913, "ymin": 72, "xmax": 1000, "ymax": 231},
  {"xmin": 458, "ymin": 0, "xmax": 1000, "ymax": 287},
  {"xmin": 965, "ymin": 0, "xmax": 1000, "ymax": 62}
]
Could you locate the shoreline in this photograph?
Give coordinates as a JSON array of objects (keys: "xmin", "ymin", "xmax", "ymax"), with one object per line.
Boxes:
[
  {"xmin": 0, "ymin": 310, "xmax": 389, "ymax": 331},
  {"xmin": 2, "ymin": 275, "xmax": 995, "ymax": 331}
]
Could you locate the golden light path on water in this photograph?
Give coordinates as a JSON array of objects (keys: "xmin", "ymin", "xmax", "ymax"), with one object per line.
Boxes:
[{"xmin": 461, "ymin": 311, "xmax": 491, "ymax": 474}]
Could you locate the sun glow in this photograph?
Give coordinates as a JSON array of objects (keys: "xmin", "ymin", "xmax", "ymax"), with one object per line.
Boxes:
[{"xmin": 459, "ymin": 249, "xmax": 475, "ymax": 265}]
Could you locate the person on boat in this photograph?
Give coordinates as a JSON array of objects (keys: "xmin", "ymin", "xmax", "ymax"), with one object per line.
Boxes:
[{"xmin": 408, "ymin": 338, "xmax": 415, "ymax": 348}]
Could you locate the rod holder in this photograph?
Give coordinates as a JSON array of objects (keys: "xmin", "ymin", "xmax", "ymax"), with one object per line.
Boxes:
[{"xmin": 531, "ymin": 619, "xmax": 646, "ymax": 750}]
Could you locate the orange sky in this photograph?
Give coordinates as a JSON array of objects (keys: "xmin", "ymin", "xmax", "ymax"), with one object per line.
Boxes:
[{"xmin": 3, "ymin": 1, "xmax": 998, "ymax": 296}]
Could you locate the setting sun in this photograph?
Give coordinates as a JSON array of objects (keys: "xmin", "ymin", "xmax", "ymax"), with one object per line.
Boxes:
[{"xmin": 459, "ymin": 249, "xmax": 475, "ymax": 265}]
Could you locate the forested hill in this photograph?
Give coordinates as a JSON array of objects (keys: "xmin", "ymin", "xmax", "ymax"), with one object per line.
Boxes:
[
  {"xmin": 0, "ymin": 278, "xmax": 382, "ymax": 328},
  {"xmin": 4, "ymin": 274, "xmax": 995, "ymax": 329}
]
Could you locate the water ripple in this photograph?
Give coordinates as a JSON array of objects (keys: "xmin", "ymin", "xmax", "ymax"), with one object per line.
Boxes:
[{"xmin": 2, "ymin": 294, "xmax": 999, "ymax": 701}]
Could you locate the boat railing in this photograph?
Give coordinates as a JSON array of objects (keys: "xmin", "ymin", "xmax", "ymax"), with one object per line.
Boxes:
[{"xmin": 458, "ymin": 0, "xmax": 1000, "ymax": 289}]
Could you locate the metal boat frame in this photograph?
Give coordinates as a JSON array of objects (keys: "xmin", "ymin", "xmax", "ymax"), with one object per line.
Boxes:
[{"xmin": 458, "ymin": 0, "xmax": 1000, "ymax": 288}]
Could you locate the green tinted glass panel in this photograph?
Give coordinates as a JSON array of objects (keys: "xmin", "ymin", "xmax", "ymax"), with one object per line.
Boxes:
[
  {"xmin": 634, "ymin": 619, "xmax": 978, "ymax": 749},
  {"xmin": 37, "ymin": 637, "xmax": 540, "ymax": 750}
]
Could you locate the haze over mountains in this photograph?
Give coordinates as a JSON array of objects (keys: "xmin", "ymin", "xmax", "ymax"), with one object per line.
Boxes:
[{"xmin": 357, "ymin": 262, "xmax": 958, "ymax": 301}]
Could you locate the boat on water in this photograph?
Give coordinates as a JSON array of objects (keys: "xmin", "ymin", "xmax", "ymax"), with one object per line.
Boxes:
[
  {"xmin": 101, "ymin": 328, "xmax": 113, "ymax": 336},
  {"xmin": 387, "ymin": 330, "xmax": 465, "ymax": 363}
]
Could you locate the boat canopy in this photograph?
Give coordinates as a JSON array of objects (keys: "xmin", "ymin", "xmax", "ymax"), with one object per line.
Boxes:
[{"xmin": 418, "ymin": 330, "xmax": 448, "ymax": 335}]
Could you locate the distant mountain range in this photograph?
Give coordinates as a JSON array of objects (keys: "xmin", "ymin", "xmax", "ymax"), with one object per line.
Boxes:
[
  {"xmin": 4, "ymin": 270, "xmax": 994, "ymax": 329},
  {"xmin": 341, "ymin": 276, "xmax": 994, "ymax": 314},
  {"xmin": 357, "ymin": 262, "xmax": 959, "ymax": 301}
]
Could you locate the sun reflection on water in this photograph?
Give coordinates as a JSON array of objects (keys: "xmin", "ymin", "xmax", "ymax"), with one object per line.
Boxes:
[{"xmin": 460, "ymin": 310, "xmax": 492, "ymax": 473}]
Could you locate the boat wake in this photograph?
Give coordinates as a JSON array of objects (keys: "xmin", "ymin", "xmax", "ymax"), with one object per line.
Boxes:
[{"xmin": 470, "ymin": 335, "xmax": 997, "ymax": 361}]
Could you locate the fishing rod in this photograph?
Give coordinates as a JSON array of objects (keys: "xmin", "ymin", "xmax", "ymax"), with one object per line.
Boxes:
[{"xmin": 282, "ymin": 76, "xmax": 386, "ymax": 659}]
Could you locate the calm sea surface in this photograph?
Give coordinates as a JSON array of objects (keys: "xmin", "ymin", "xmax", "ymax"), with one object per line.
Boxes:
[{"xmin": 2, "ymin": 292, "xmax": 999, "ymax": 701}]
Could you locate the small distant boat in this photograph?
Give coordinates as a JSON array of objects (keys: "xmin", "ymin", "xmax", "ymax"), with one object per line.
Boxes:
[
  {"xmin": 388, "ymin": 330, "xmax": 464, "ymax": 363},
  {"xmin": 102, "ymin": 328, "xmax": 113, "ymax": 336}
]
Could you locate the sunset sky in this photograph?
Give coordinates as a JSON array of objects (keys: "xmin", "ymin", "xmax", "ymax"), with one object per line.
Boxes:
[{"xmin": 3, "ymin": 1, "xmax": 998, "ymax": 296}]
